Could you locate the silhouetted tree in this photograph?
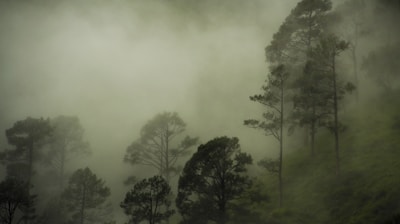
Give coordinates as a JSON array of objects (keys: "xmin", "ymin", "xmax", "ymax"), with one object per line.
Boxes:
[
  {"xmin": 45, "ymin": 115, "xmax": 90, "ymax": 190},
  {"xmin": 62, "ymin": 167, "xmax": 111, "ymax": 224},
  {"xmin": 291, "ymin": 61, "xmax": 331, "ymax": 156},
  {"xmin": 309, "ymin": 34, "xmax": 355, "ymax": 176},
  {"xmin": 0, "ymin": 178, "xmax": 29, "ymax": 224},
  {"xmin": 124, "ymin": 112, "xmax": 198, "ymax": 183},
  {"xmin": 266, "ymin": 0, "xmax": 332, "ymax": 148},
  {"xmin": 120, "ymin": 175, "xmax": 174, "ymax": 224},
  {"xmin": 245, "ymin": 64, "xmax": 289, "ymax": 207},
  {"xmin": 176, "ymin": 137, "xmax": 252, "ymax": 224},
  {"xmin": 1, "ymin": 117, "xmax": 52, "ymax": 224},
  {"xmin": 265, "ymin": 0, "xmax": 332, "ymax": 65}
]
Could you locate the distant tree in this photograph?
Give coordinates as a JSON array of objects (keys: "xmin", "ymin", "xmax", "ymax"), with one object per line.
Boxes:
[
  {"xmin": 265, "ymin": 0, "xmax": 332, "ymax": 65},
  {"xmin": 265, "ymin": 0, "xmax": 332, "ymax": 148},
  {"xmin": 62, "ymin": 167, "xmax": 111, "ymax": 224},
  {"xmin": 0, "ymin": 178, "xmax": 29, "ymax": 224},
  {"xmin": 35, "ymin": 197, "xmax": 69, "ymax": 224},
  {"xmin": 1, "ymin": 117, "xmax": 52, "ymax": 223},
  {"xmin": 45, "ymin": 115, "xmax": 90, "ymax": 190},
  {"xmin": 291, "ymin": 61, "xmax": 331, "ymax": 156},
  {"xmin": 335, "ymin": 0, "xmax": 367, "ymax": 97},
  {"xmin": 176, "ymin": 137, "xmax": 252, "ymax": 224},
  {"xmin": 362, "ymin": 44, "xmax": 400, "ymax": 92},
  {"xmin": 120, "ymin": 175, "xmax": 174, "ymax": 224},
  {"xmin": 229, "ymin": 177, "xmax": 270, "ymax": 224},
  {"xmin": 257, "ymin": 158, "xmax": 280, "ymax": 175},
  {"xmin": 245, "ymin": 64, "xmax": 289, "ymax": 207},
  {"xmin": 309, "ymin": 34, "xmax": 355, "ymax": 176},
  {"xmin": 124, "ymin": 112, "xmax": 198, "ymax": 183}
]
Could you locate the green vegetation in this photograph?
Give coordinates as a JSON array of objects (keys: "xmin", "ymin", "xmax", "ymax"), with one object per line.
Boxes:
[
  {"xmin": 1, "ymin": 0, "xmax": 400, "ymax": 223},
  {"xmin": 250, "ymin": 92, "xmax": 400, "ymax": 224}
]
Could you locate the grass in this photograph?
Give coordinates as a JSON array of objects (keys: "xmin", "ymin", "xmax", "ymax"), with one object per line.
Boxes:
[{"xmin": 248, "ymin": 91, "xmax": 400, "ymax": 224}]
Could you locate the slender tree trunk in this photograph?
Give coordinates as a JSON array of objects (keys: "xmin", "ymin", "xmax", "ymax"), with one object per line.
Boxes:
[
  {"xmin": 150, "ymin": 197, "xmax": 154, "ymax": 224},
  {"xmin": 310, "ymin": 102, "xmax": 317, "ymax": 157},
  {"xmin": 60, "ymin": 146, "xmax": 66, "ymax": 191},
  {"xmin": 332, "ymin": 56, "xmax": 340, "ymax": 177},
  {"xmin": 278, "ymin": 76, "xmax": 284, "ymax": 208},
  {"xmin": 165, "ymin": 129, "xmax": 170, "ymax": 184},
  {"xmin": 165, "ymin": 128, "xmax": 170, "ymax": 224},
  {"xmin": 7, "ymin": 202, "xmax": 16, "ymax": 224},
  {"xmin": 351, "ymin": 23, "xmax": 359, "ymax": 101},
  {"xmin": 220, "ymin": 177, "xmax": 227, "ymax": 224},
  {"xmin": 24, "ymin": 140, "xmax": 34, "ymax": 224},
  {"xmin": 80, "ymin": 184, "xmax": 86, "ymax": 224},
  {"xmin": 311, "ymin": 121, "xmax": 316, "ymax": 157}
]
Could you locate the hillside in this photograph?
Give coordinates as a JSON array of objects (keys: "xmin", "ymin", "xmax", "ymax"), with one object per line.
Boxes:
[{"xmin": 252, "ymin": 92, "xmax": 400, "ymax": 224}]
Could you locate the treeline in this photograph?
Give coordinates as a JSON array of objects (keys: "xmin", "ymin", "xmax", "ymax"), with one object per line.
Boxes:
[
  {"xmin": 1, "ymin": 0, "xmax": 400, "ymax": 224},
  {"xmin": 0, "ymin": 112, "xmax": 254, "ymax": 224},
  {"xmin": 242, "ymin": 0, "xmax": 400, "ymax": 223}
]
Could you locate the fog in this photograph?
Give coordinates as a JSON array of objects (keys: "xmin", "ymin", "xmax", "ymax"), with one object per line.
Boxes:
[{"xmin": 0, "ymin": 0, "xmax": 299, "ymax": 222}]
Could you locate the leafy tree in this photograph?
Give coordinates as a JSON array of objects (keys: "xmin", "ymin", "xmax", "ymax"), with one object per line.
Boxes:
[
  {"xmin": 245, "ymin": 64, "xmax": 289, "ymax": 207},
  {"xmin": 265, "ymin": 0, "xmax": 332, "ymax": 65},
  {"xmin": 124, "ymin": 112, "xmax": 198, "ymax": 183},
  {"xmin": 309, "ymin": 34, "xmax": 355, "ymax": 176},
  {"xmin": 265, "ymin": 0, "xmax": 332, "ymax": 149},
  {"xmin": 45, "ymin": 115, "xmax": 90, "ymax": 190},
  {"xmin": 1, "ymin": 117, "xmax": 52, "ymax": 223},
  {"xmin": 176, "ymin": 136, "xmax": 252, "ymax": 224},
  {"xmin": 0, "ymin": 178, "xmax": 29, "ymax": 224},
  {"xmin": 120, "ymin": 175, "xmax": 174, "ymax": 224},
  {"xmin": 62, "ymin": 167, "xmax": 111, "ymax": 224}
]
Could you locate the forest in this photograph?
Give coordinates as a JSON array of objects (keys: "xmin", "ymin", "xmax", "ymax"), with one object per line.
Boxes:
[{"xmin": 1, "ymin": 0, "xmax": 400, "ymax": 223}]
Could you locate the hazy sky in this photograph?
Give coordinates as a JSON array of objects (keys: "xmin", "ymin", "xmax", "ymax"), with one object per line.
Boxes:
[{"xmin": 0, "ymin": 0, "xmax": 299, "ymax": 221}]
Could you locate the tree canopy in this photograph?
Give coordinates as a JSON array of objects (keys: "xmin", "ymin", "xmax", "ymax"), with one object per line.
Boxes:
[
  {"xmin": 120, "ymin": 175, "xmax": 174, "ymax": 224},
  {"xmin": 176, "ymin": 136, "xmax": 252, "ymax": 224},
  {"xmin": 62, "ymin": 167, "xmax": 111, "ymax": 224},
  {"xmin": 124, "ymin": 112, "xmax": 198, "ymax": 182}
]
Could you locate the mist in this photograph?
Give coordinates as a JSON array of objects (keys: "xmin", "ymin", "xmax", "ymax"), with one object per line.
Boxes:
[
  {"xmin": 0, "ymin": 0, "xmax": 299, "ymax": 222},
  {"xmin": 2, "ymin": 0, "xmax": 399, "ymax": 223}
]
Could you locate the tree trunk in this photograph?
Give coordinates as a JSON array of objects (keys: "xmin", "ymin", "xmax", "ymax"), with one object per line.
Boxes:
[
  {"xmin": 80, "ymin": 184, "xmax": 86, "ymax": 224},
  {"xmin": 24, "ymin": 140, "xmax": 34, "ymax": 224},
  {"xmin": 332, "ymin": 55, "xmax": 340, "ymax": 177},
  {"xmin": 311, "ymin": 120, "xmax": 316, "ymax": 157},
  {"xmin": 351, "ymin": 42, "xmax": 359, "ymax": 101},
  {"xmin": 278, "ymin": 76, "xmax": 284, "ymax": 208},
  {"xmin": 165, "ymin": 129, "xmax": 170, "ymax": 224},
  {"xmin": 310, "ymin": 102, "xmax": 317, "ymax": 157},
  {"xmin": 60, "ymin": 145, "xmax": 66, "ymax": 191}
]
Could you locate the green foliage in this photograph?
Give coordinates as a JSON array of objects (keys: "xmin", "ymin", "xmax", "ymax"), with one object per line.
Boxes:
[
  {"xmin": 176, "ymin": 136, "xmax": 252, "ymax": 224},
  {"xmin": 62, "ymin": 167, "xmax": 111, "ymax": 224},
  {"xmin": 265, "ymin": 0, "xmax": 332, "ymax": 64},
  {"xmin": 120, "ymin": 175, "xmax": 174, "ymax": 224},
  {"xmin": 252, "ymin": 93, "xmax": 400, "ymax": 224},
  {"xmin": 245, "ymin": 64, "xmax": 288, "ymax": 140},
  {"xmin": 2, "ymin": 117, "xmax": 52, "ymax": 164},
  {"xmin": 258, "ymin": 158, "xmax": 279, "ymax": 175},
  {"xmin": 1, "ymin": 117, "xmax": 53, "ymax": 223},
  {"xmin": 229, "ymin": 177, "xmax": 270, "ymax": 224}
]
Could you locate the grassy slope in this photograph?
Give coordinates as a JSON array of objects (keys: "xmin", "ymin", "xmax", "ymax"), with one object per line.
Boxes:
[{"xmin": 254, "ymin": 92, "xmax": 400, "ymax": 224}]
